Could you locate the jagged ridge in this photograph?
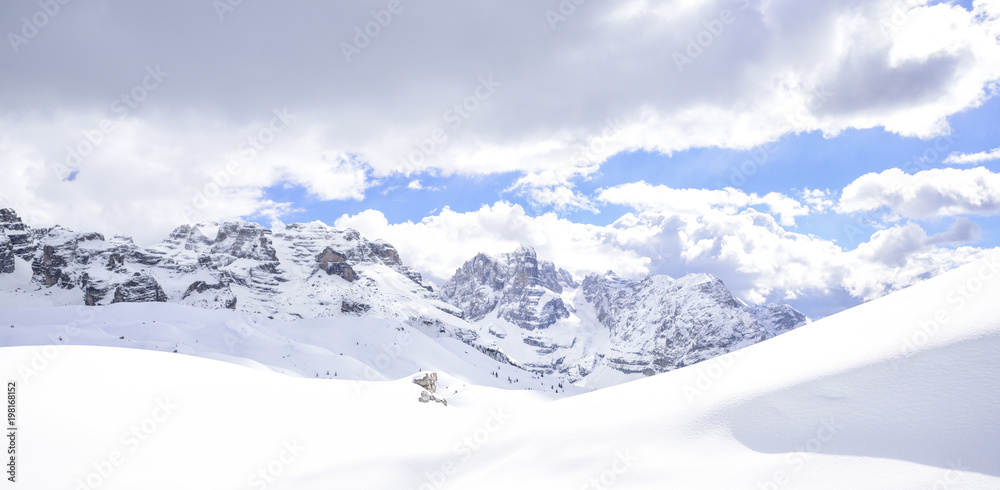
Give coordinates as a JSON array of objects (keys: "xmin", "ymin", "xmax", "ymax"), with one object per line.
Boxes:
[
  {"xmin": 438, "ymin": 247, "xmax": 808, "ymax": 384},
  {"xmin": 0, "ymin": 208, "xmax": 807, "ymax": 388}
]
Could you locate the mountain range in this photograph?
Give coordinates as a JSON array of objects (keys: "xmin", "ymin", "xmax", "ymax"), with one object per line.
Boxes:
[{"xmin": 0, "ymin": 208, "xmax": 806, "ymax": 388}]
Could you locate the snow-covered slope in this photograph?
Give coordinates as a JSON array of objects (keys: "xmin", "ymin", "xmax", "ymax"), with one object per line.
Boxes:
[
  {"xmin": 0, "ymin": 302, "xmax": 574, "ymax": 395},
  {"xmin": 0, "ymin": 208, "xmax": 806, "ymax": 388},
  {"xmin": 2, "ymin": 251, "xmax": 998, "ymax": 488},
  {"xmin": 440, "ymin": 246, "xmax": 808, "ymax": 387}
]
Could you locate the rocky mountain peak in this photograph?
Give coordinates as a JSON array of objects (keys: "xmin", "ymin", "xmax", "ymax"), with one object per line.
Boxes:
[
  {"xmin": 440, "ymin": 246, "xmax": 578, "ymax": 330},
  {"xmin": 751, "ymin": 303, "xmax": 809, "ymax": 335},
  {"xmin": 157, "ymin": 224, "xmax": 215, "ymax": 255},
  {"xmin": 0, "ymin": 209, "xmax": 440, "ymax": 318},
  {"xmin": 439, "ymin": 246, "xmax": 810, "ymax": 382},
  {"xmin": 272, "ymin": 221, "xmax": 428, "ymax": 288},
  {"xmin": 0, "ymin": 210, "xmax": 810, "ymax": 388},
  {"xmin": 0, "ymin": 208, "xmax": 38, "ymax": 260},
  {"xmin": 211, "ymin": 221, "xmax": 278, "ymax": 262}
]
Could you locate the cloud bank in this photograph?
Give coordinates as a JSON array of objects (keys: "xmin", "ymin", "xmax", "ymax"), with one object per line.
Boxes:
[{"xmin": 1, "ymin": 0, "xmax": 999, "ymax": 240}]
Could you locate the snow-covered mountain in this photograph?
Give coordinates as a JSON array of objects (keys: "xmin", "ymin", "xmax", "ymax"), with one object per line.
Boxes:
[
  {"xmin": 0, "ymin": 208, "xmax": 806, "ymax": 387},
  {"xmin": 0, "ymin": 208, "xmax": 460, "ymax": 324},
  {"xmin": 439, "ymin": 246, "xmax": 807, "ymax": 386},
  {"xmin": 3, "ymin": 250, "xmax": 998, "ymax": 489}
]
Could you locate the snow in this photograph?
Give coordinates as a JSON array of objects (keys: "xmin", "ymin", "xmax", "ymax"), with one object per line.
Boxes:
[
  {"xmin": 1, "ymin": 253, "xmax": 998, "ymax": 488},
  {"xmin": 0, "ymin": 258, "xmax": 31, "ymax": 291},
  {"xmin": 0, "ymin": 303, "xmax": 573, "ymax": 395}
]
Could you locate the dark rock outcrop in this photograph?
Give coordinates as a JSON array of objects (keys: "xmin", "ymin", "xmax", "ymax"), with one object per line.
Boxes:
[
  {"xmin": 0, "ymin": 209, "xmax": 38, "ymax": 260},
  {"xmin": 340, "ymin": 300, "xmax": 369, "ymax": 314},
  {"xmin": 0, "ymin": 210, "xmax": 439, "ymax": 319},
  {"xmin": 317, "ymin": 247, "xmax": 356, "ymax": 282},
  {"xmin": 182, "ymin": 281, "xmax": 237, "ymax": 309},
  {"xmin": 112, "ymin": 272, "xmax": 168, "ymax": 304},
  {"xmin": 0, "ymin": 233, "xmax": 14, "ymax": 274}
]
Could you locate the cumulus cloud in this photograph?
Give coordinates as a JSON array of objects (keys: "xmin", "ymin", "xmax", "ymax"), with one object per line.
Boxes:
[
  {"xmin": 0, "ymin": 112, "xmax": 369, "ymax": 244},
  {"xmin": 2, "ymin": 0, "xmax": 1000, "ymax": 240},
  {"xmin": 944, "ymin": 146, "xmax": 1000, "ymax": 164},
  {"xmin": 837, "ymin": 167, "xmax": 1000, "ymax": 220},
  {"xmin": 522, "ymin": 185, "xmax": 599, "ymax": 213},
  {"xmin": 800, "ymin": 188, "xmax": 835, "ymax": 213},
  {"xmin": 597, "ymin": 182, "xmax": 810, "ymax": 226},
  {"xmin": 926, "ymin": 217, "xmax": 983, "ymax": 246},
  {"xmin": 3, "ymin": 0, "xmax": 1000, "ymax": 320},
  {"xmin": 336, "ymin": 200, "xmax": 994, "ymax": 317},
  {"xmin": 334, "ymin": 202, "xmax": 651, "ymax": 282}
]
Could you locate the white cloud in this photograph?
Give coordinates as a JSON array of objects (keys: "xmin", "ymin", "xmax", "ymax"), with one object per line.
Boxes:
[
  {"xmin": 800, "ymin": 188, "xmax": 835, "ymax": 213},
  {"xmin": 597, "ymin": 182, "xmax": 810, "ymax": 226},
  {"xmin": 837, "ymin": 167, "xmax": 1000, "ymax": 220},
  {"xmin": 2, "ymin": 0, "xmax": 999, "ymax": 320},
  {"xmin": 0, "ymin": 113, "xmax": 369, "ymax": 245},
  {"xmin": 944, "ymin": 146, "xmax": 1000, "ymax": 164},
  {"xmin": 334, "ymin": 202, "xmax": 651, "ymax": 282},
  {"xmin": 1, "ymin": 0, "xmax": 1000, "ymax": 236},
  {"xmin": 336, "ymin": 200, "xmax": 994, "ymax": 316},
  {"xmin": 524, "ymin": 185, "xmax": 599, "ymax": 213},
  {"xmin": 405, "ymin": 179, "xmax": 444, "ymax": 192},
  {"xmin": 926, "ymin": 217, "xmax": 983, "ymax": 246}
]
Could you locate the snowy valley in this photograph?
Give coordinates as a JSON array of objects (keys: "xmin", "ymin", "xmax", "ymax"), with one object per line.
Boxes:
[
  {"xmin": 2, "ymin": 245, "xmax": 998, "ymax": 489},
  {"xmin": 2, "ymin": 208, "xmax": 998, "ymax": 488}
]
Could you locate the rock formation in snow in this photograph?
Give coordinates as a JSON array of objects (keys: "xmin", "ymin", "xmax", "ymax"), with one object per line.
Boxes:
[
  {"xmin": 439, "ymin": 247, "xmax": 808, "ymax": 383},
  {"xmin": 0, "ymin": 208, "xmax": 807, "ymax": 387}
]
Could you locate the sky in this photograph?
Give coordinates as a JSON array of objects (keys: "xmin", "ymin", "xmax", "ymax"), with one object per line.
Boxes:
[{"xmin": 1, "ymin": 0, "xmax": 999, "ymax": 318}]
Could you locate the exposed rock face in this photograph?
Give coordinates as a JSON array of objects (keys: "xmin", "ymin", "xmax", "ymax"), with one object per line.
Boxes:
[
  {"xmin": 31, "ymin": 228, "xmax": 138, "ymax": 290},
  {"xmin": 414, "ymin": 373, "xmax": 447, "ymax": 405},
  {"xmin": 0, "ymin": 208, "xmax": 809, "ymax": 389},
  {"xmin": 0, "ymin": 211, "xmax": 446, "ymax": 325},
  {"xmin": 413, "ymin": 372, "xmax": 438, "ymax": 392},
  {"xmin": 439, "ymin": 247, "xmax": 809, "ymax": 382},
  {"xmin": 181, "ymin": 281, "xmax": 237, "ymax": 309},
  {"xmin": 112, "ymin": 272, "xmax": 168, "ymax": 304},
  {"xmin": 0, "ymin": 233, "xmax": 14, "ymax": 274},
  {"xmin": 439, "ymin": 246, "xmax": 577, "ymax": 330},
  {"xmin": 581, "ymin": 272, "xmax": 797, "ymax": 375},
  {"xmin": 0, "ymin": 209, "xmax": 38, "ymax": 260},
  {"xmin": 751, "ymin": 303, "xmax": 809, "ymax": 335},
  {"xmin": 317, "ymin": 247, "xmax": 355, "ymax": 282},
  {"xmin": 418, "ymin": 390, "xmax": 447, "ymax": 406},
  {"xmin": 272, "ymin": 223, "xmax": 428, "ymax": 287},
  {"xmin": 340, "ymin": 300, "xmax": 370, "ymax": 315},
  {"xmin": 370, "ymin": 240, "xmax": 430, "ymax": 290},
  {"xmin": 212, "ymin": 221, "xmax": 279, "ymax": 262}
]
